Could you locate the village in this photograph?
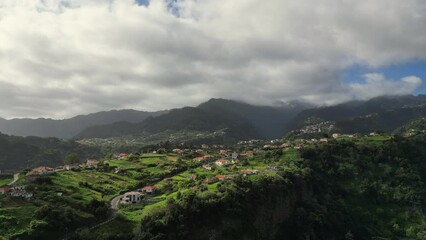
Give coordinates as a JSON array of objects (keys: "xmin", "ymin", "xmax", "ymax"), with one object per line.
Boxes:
[
  {"xmin": 0, "ymin": 131, "xmax": 385, "ymax": 209},
  {"xmin": 0, "ymin": 131, "xmax": 397, "ymax": 239}
]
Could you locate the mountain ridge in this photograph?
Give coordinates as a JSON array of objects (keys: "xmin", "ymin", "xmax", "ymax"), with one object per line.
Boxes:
[{"xmin": 0, "ymin": 109, "xmax": 167, "ymax": 139}]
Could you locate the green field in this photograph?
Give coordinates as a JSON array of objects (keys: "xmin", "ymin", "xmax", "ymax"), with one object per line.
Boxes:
[
  {"xmin": 0, "ymin": 178, "xmax": 12, "ymax": 186},
  {"xmin": 51, "ymin": 170, "xmax": 139, "ymax": 201}
]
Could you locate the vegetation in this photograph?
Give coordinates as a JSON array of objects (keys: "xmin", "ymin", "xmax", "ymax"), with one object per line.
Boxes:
[
  {"xmin": 0, "ymin": 133, "xmax": 101, "ymax": 171},
  {"xmin": 132, "ymin": 136, "xmax": 426, "ymax": 239}
]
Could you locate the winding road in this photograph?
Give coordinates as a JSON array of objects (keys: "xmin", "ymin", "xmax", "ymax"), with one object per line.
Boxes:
[{"xmin": 7, "ymin": 173, "xmax": 20, "ymax": 186}]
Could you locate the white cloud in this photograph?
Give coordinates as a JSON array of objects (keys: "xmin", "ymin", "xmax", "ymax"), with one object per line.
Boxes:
[
  {"xmin": 348, "ymin": 73, "xmax": 423, "ymax": 100},
  {"xmin": 0, "ymin": 0, "xmax": 425, "ymax": 118}
]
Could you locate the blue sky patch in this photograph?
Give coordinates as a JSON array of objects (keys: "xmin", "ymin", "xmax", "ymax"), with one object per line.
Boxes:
[
  {"xmin": 343, "ymin": 60, "xmax": 426, "ymax": 95},
  {"xmin": 135, "ymin": 0, "xmax": 149, "ymax": 7}
]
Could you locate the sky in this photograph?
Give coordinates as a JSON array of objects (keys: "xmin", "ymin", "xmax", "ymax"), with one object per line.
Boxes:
[{"xmin": 0, "ymin": 0, "xmax": 425, "ymax": 119}]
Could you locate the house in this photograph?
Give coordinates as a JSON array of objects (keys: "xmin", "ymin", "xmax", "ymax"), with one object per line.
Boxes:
[
  {"xmin": 7, "ymin": 186, "xmax": 32, "ymax": 199},
  {"xmin": 86, "ymin": 159, "xmax": 100, "ymax": 169},
  {"xmin": 241, "ymin": 169, "xmax": 259, "ymax": 176},
  {"xmin": 195, "ymin": 149, "xmax": 204, "ymax": 154},
  {"xmin": 332, "ymin": 133, "xmax": 341, "ymax": 139},
  {"xmin": 172, "ymin": 149, "xmax": 183, "ymax": 154},
  {"xmin": 28, "ymin": 166, "xmax": 54, "ymax": 176},
  {"xmin": 280, "ymin": 143, "xmax": 289, "ymax": 148},
  {"xmin": 219, "ymin": 149, "xmax": 228, "ymax": 155},
  {"xmin": 202, "ymin": 164, "xmax": 212, "ymax": 170},
  {"xmin": 0, "ymin": 186, "xmax": 10, "ymax": 194},
  {"xmin": 142, "ymin": 185, "xmax": 157, "ymax": 194},
  {"xmin": 193, "ymin": 154, "xmax": 214, "ymax": 162},
  {"xmin": 215, "ymin": 159, "xmax": 230, "ymax": 166},
  {"xmin": 231, "ymin": 152, "xmax": 239, "ymax": 159},
  {"xmin": 214, "ymin": 175, "xmax": 235, "ymax": 181},
  {"xmin": 65, "ymin": 164, "xmax": 80, "ymax": 171},
  {"xmin": 201, "ymin": 144, "xmax": 209, "ymax": 149},
  {"xmin": 116, "ymin": 153, "xmax": 127, "ymax": 160},
  {"xmin": 214, "ymin": 175, "xmax": 227, "ymax": 181},
  {"xmin": 114, "ymin": 167, "xmax": 127, "ymax": 175},
  {"xmin": 203, "ymin": 155, "xmax": 214, "ymax": 160},
  {"xmin": 320, "ymin": 138, "xmax": 328, "ymax": 142},
  {"xmin": 193, "ymin": 157, "xmax": 206, "ymax": 162},
  {"xmin": 121, "ymin": 191, "xmax": 144, "ymax": 204}
]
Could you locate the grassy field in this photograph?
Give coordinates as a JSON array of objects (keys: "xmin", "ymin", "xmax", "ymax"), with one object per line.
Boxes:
[
  {"xmin": 0, "ymin": 177, "xmax": 12, "ymax": 186},
  {"xmin": 51, "ymin": 170, "xmax": 139, "ymax": 202}
]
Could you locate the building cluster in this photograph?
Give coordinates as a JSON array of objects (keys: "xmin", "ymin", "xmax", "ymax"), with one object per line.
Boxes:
[
  {"xmin": 120, "ymin": 185, "xmax": 157, "ymax": 205},
  {"xmin": 0, "ymin": 185, "xmax": 33, "ymax": 199}
]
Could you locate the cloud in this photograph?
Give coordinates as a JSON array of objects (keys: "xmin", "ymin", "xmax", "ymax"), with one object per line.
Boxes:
[
  {"xmin": 349, "ymin": 73, "xmax": 423, "ymax": 100},
  {"xmin": 0, "ymin": 0, "xmax": 425, "ymax": 118}
]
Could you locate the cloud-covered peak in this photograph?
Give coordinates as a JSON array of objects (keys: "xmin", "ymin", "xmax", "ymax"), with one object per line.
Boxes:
[{"xmin": 0, "ymin": 0, "xmax": 425, "ymax": 118}]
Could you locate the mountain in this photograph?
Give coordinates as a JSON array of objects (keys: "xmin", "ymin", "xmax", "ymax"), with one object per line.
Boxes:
[
  {"xmin": 288, "ymin": 95, "xmax": 426, "ymax": 134},
  {"xmin": 197, "ymin": 98, "xmax": 311, "ymax": 138},
  {"xmin": 75, "ymin": 99, "xmax": 311, "ymax": 141},
  {"xmin": 75, "ymin": 106, "xmax": 261, "ymax": 142},
  {"xmin": 0, "ymin": 109, "xmax": 166, "ymax": 139},
  {"xmin": 0, "ymin": 132, "xmax": 100, "ymax": 171}
]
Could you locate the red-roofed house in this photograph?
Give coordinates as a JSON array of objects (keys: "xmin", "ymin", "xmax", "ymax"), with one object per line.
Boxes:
[
  {"xmin": 215, "ymin": 159, "xmax": 230, "ymax": 166},
  {"xmin": 214, "ymin": 175, "xmax": 235, "ymax": 181},
  {"xmin": 0, "ymin": 186, "xmax": 10, "ymax": 194},
  {"xmin": 28, "ymin": 166, "xmax": 53, "ymax": 176},
  {"xmin": 142, "ymin": 185, "xmax": 157, "ymax": 194},
  {"xmin": 215, "ymin": 175, "xmax": 227, "ymax": 181}
]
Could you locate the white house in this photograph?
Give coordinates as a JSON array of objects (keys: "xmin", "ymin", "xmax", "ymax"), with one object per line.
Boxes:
[
  {"xmin": 121, "ymin": 192, "xmax": 144, "ymax": 204},
  {"xmin": 86, "ymin": 159, "xmax": 100, "ymax": 169}
]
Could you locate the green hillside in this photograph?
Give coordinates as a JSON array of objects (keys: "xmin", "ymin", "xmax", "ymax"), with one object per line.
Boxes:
[{"xmin": 2, "ymin": 134, "xmax": 425, "ymax": 239}]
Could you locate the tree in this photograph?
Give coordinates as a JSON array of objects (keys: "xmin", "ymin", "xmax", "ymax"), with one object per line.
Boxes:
[{"xmin": 64, "ymin": 153, "xmax": 79, "ymax": 165}]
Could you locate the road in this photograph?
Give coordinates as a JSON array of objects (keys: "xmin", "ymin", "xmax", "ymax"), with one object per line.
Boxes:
[
  {"xmin": 7, "ymin": 173, "xmax": 20, "ymax": 186},
  {"xmin": 110, "ymin": 194, "xmax": 123, "ymax": 210}
]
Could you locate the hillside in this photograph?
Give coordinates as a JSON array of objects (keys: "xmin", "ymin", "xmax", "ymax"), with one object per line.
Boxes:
[
  {"xmin": 394, "ymin": 118, "xmax": 426, "ymax": 137},
  {"xmin": 0, "ymin": 109, "xmax": 166, "ymax": 139},
  {"xmin": 289, "ymin": 95, "xmax": 426, "ymax": 134},
  {"xmin": 0, "ymin": 133, "xmax": 100, "ymax": 171},
  {"xmin": 1, "ymin": 134, "xmax": 425, "ymax": 239}
]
